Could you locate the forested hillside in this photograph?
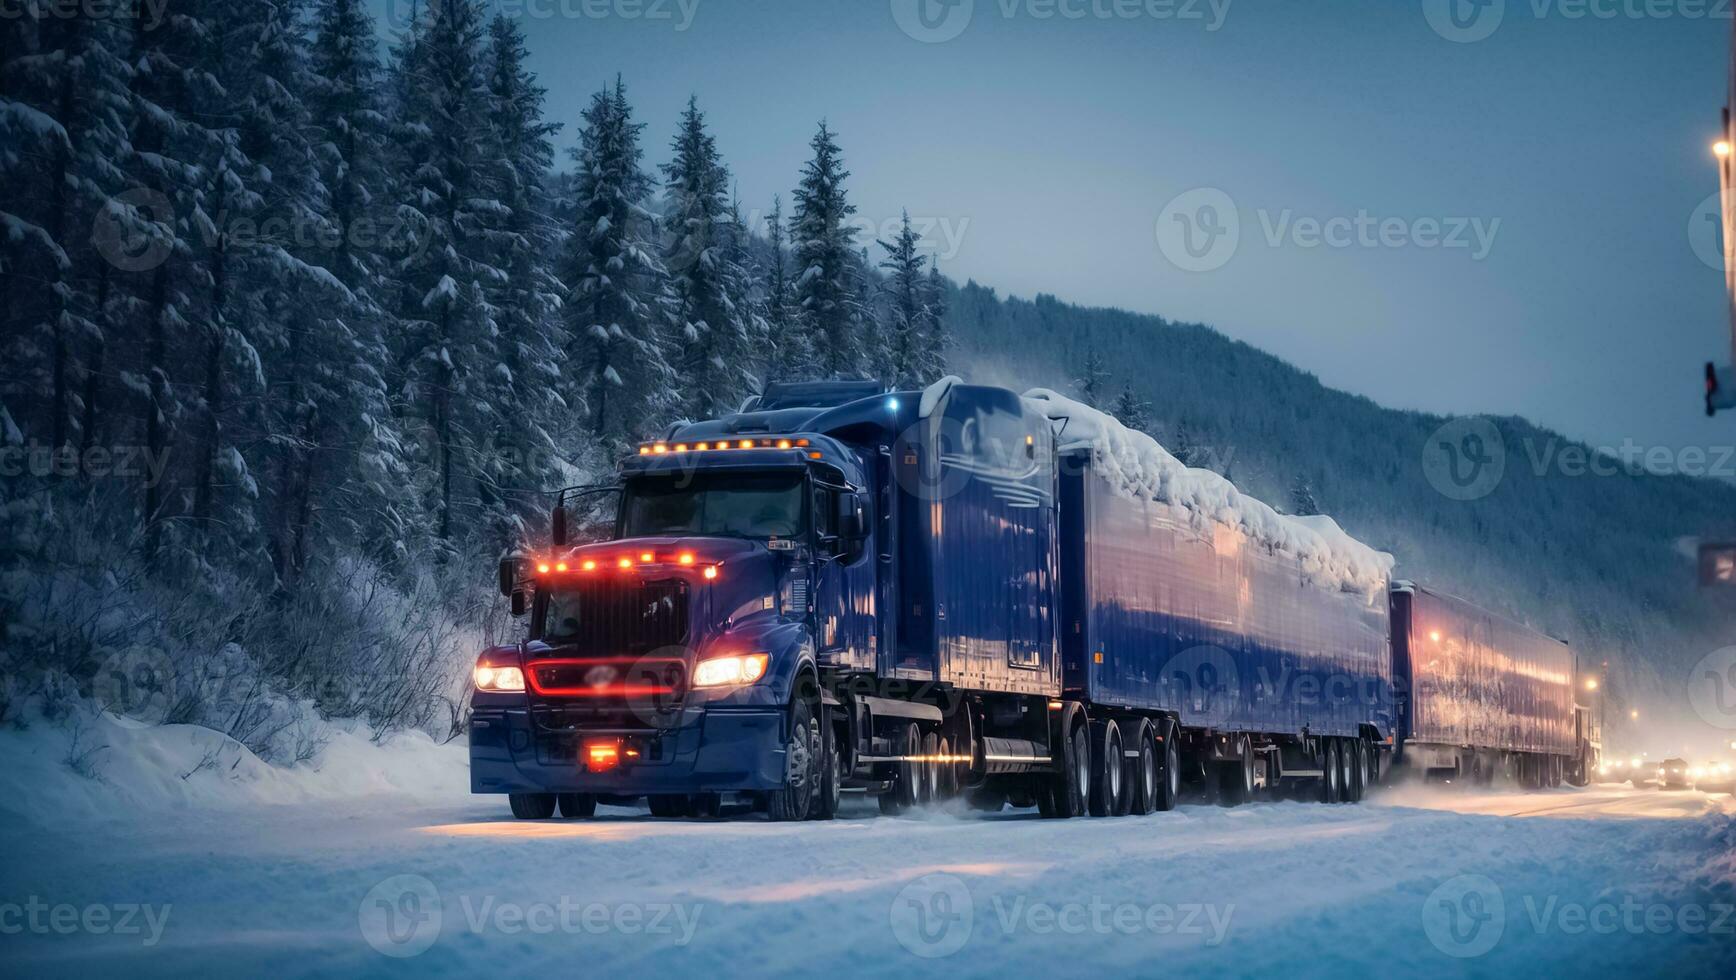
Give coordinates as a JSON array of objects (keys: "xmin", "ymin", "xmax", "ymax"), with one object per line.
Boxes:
[
  {"xmin": 1, "ymin": 0, "xmax": 1724, "ymax": 749},
  {"xmin": 947, "ymin": 286, "xmax": 1736, "ymax": 718}
]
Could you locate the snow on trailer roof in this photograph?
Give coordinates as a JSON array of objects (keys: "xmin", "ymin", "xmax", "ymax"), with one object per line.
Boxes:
[{"xmin": 1021, "ymin": 387, "xmax": 1394, "ymax": 599}]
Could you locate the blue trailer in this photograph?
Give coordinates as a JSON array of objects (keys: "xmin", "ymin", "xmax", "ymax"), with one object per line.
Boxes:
[
  {"xmin": 470, "ymin": 380, "xmax": 1399, "ymax": 820},
  {"xmin": 1390, "ymin": 583, "xmax": 1586, "ymax": 787}
]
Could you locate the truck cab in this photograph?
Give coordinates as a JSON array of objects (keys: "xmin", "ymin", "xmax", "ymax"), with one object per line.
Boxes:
[{"xmin": 469, "ymin": 382, "xmax": 895, "ymax": 821}]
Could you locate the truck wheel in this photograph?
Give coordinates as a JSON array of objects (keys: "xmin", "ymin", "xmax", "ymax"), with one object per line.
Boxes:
[
  {"xmin": 509, "ymin": 793, "xmax": 556, "ymax": 820},
  {"xmin": 1126, "ymin": 719, "xmax": 1157, "ymax": 816},
  {"xmin": 1154, "ymin": 721, "xmax": 1181, "ymax": 812},
  {"xmin": 1048, "ymin": 711, "xmax": 1090, "ymax": 819},
  {"xmin": 1344, "ymin": 739, "xmax": 1364, "ymax": 803},
  {"xmin": 1319, "ymin": 740, "xmax": 1340, "ymax": 804},
  {"xmin": 557, "ymin": 793, "xmax": 596, "ymax": 818},
  {"xmin": 1365, "ymin": 740, "xmax": 1381, "ymax": 791},
  {"xmin": 1088, "ymin": 719, "xmax": 1125, "ymax": 817},
  {"xmin": 936, "ymin": 736, "xmax": 960, "ymax": 801},
  {"xmin": 766, "ymin": 698, "xmax": 817, "ymax": 822},
  {"xmin": 810, "ymin": 727, "xmax": 843, "ymax": 821},
  {"xmin": 919, "ymin": 732, "xmax": 941, "ymax": 805},
  {"xmin": 1217, "ymin": 734, "xmax": 1254, "ymax": 805}
]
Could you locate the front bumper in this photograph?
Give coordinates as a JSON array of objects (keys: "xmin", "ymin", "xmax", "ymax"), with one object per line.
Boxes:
[{"xmin": 469, "ymin": 704, "xmax": 789, "ymax": 795}]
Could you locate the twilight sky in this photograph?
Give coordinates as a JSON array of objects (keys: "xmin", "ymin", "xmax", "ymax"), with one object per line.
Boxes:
[{"xmin": 373, "ymin": 0, "xmax": 1733, "ymax": 458}]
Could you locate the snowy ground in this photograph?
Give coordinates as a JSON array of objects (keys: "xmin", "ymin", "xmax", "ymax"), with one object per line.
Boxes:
[{"xmin": 2, "ymin": 720, "xmax": 1733, "ymax": 979}]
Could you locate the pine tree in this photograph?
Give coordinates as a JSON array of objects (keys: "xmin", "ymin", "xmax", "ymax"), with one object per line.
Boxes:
[
  {"xmin": 389, "ymin": 0, "xmax": 504, "ymax": 553},
  {"xmin": 1289, "ymin": 474, "xmax": 1321, "ymax": 516},
  {"xmin": 477, "ymin": 13, "xmax": 566, "ymax": 555},
  {"xmin": 790, "ymin": 121, "xmax": 861, "ymax": 378},
  {"xmin": 1074, "ymin": 346, "xmax": 1110, "ymax": 408},
  {"xmin": 852, "ymin": 247, "xmax": 887, "ymax": 384},
  {"xmin": 918, "ymin": 257, "xmax": 949, "ymax": 384},
  {"xmin": 1111, "ymin": 386, "xmax": 1151, "ymax": 434},
  {"xmin": 562, "ymin": 78, "xmax": 674, "ymax": 454},
  {"xmin": 878, "ymin": 211, "xmax": 926, "ymax": 388},
  {"xmin": 761, "ymin": 195, "xmax": 808, "ymax": 383},
  {"xmin": 662, "ymin": 96, "xmax": 749, "ymax": 419}
]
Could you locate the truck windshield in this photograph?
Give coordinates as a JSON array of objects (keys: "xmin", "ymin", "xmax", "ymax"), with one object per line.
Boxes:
[{"xmin": 621, "ymin": 472, "xmax": 805, "ymax": 539}]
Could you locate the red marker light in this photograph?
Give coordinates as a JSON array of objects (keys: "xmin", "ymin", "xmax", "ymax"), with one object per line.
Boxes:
[
  {"xmin": 537, "ymin": 563, "xmax": 551, "ymax": 574},
  {"xmin": 581, "ymin": 559, "xmax": 597, "ymax": 572},
  {"xmin": 678, "ymin": 553, "xmax": 695, "ymax": 565},
  {"xmin": 703, "ymin": 566, "xmax": 718, "ymax": 580},
  {"xmin": 555, "ymin": 562, "xmax": 568, "ymax": 572},
  {"xmin": 640, "ymin": 552, "xmax": 654, "ymax": 563},
  {"xmin": 585, "ymin": 740, "xmax": 620, "ymax": 771},
  {"xmin": 617, "ymin": 558, "xmax": 632, "ymax": 569}
]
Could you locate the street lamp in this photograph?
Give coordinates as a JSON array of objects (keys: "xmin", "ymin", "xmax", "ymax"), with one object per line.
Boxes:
[
  {"xmin": 1630, "ymin": 709, "xmax": 1640, "ymax": 720},
  {"xmin": 1717, "ymin": 139, "xmax": 1732, "ymax": 158},
  {"xmin": 1584, "ymin": 678, "xmax": 1598, "ymax": 691}
]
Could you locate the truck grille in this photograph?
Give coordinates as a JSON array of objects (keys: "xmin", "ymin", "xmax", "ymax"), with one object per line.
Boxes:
[{"xmin": 527, "ymin": 578, "xmax": 691, "ymax": 728}]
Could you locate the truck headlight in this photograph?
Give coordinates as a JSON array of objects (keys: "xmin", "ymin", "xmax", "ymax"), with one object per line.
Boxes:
[
  {"xmin": 693, "ymin": 653, "xmax": 769, "ymax": 688},
  {"xmin": 474, "ymin": 665, "xmax": 525, "ymax": 692}
]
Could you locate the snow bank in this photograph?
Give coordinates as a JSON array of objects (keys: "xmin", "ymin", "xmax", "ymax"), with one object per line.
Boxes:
[
  {"xmin": 1023, "ymin": 388, "xmax": 1394, "ymax": 597},
  {"xmin": 0, "ymin": 706, "xmax": 467, "ymax": 828}
]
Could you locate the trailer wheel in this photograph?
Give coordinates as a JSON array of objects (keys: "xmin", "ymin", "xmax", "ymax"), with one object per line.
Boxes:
[
  {"xmin": 1319, "ymin": 740, "xmax": 1341, "ymax": 804},
  {"xmin": 919, "ymin": 732, "xmax": 941, "ymax": 805},
  {"xmin": 767, "ymin": 697, "xmax": 818, "ymax": 822},
  {"xmin": 1088, "ymin": 719, "xmax": 1126, "ymax": 817},
  {"xmin": 1154, "ymin": 721, "xmax": 1181, "ymax": 812},
  {"xmin": 1126, "ymin": 719, "xmax": 1158, "ymax": 816},
  {"xmin": 936, "ymin": 736, "xmax": 960, "ymax": 801},
  {"xmin": 1344, "ymin": 739, "xmax": 1364, "ymax": 803},
  {"xmin": 1047, "ymin": 709, "xmax": 1090, "ymax": 819},
  {"xmin": 1217, "ymin": 734, "xmax": 1255, "ymax": 805},
  {"xmin": 1365, "ymin": 740, "xmax": 1381, "ymax": 792},
  {"xmin": 509, "ymin": 793, "xmax": 556, "ymax": 820},
  {"xmin": 557, "ymin": 793, "xmax": 596, "ymax": 818}
]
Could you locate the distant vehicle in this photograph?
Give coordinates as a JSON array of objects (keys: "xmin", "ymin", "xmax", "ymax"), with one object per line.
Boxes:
[
  {"xmin": 1691, "ymin": 761, "xmax": 1735, "ymax": 793},
  {"xmin": 1596, "ymin": 755, "xmax": 1651, "ymax": 786},
  {"xmin": 1657, "ymin": 758, "xmax": 1692, "ymax": 790}
]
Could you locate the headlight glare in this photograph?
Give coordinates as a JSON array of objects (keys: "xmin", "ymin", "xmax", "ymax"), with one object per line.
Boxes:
[{"xmin": 693, "ymin": 653, "xmax": 769, "ymax": 688}]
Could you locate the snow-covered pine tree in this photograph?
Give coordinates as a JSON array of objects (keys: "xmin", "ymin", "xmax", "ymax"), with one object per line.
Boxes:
[
  {"xmin": 723, "ymin": 193, "xmax": 768, "ymax": 399},
  {"xmin": 121, "ymin": 0, "xmax": 227, "ymax": 560},
  {"xmin": 760, "ymin": 195, "xmax": 809, "ymax": 384},
  {"xmin": 662, "ymin": 96, "xmax": 750, "ymax": 419},
  {"xmin": 1111, "ymin": 385, "xmax": 1151, "ymax": 434},
  {"xmin": 291, "ymin": 0, "xmax": 416, "ymax": 578},
  {"xmin": 878, "ymin": 211, "xmax": 926, "ymax": 388},
  {"xmin": 1289, "ymin": 474, "xmax": 1321, "ymax": 517},
  {"xmin": 562, "ymin": 78, "xmax": 674, "ymax": 455},
  {"xmin": 0, "ymin": 5, "xmax": 133, "ymax": 454},
  {"xmin": 1073, "ymin": 346, "xmax": 1110, "ymax": 408},
  {"xmin": 388, "ymin": 0, "xmax": 504, "ymax": 554},
  {"xmin": 917, "ymin": 257, "xmax": 949, "ymax": 384},
  {"xmin": 477, "ymin": 13, "xmax": 566, "ymax": 556},
  {"xmin": 790, "ymin": 121, "xmax": 861, "ymax": 379}
]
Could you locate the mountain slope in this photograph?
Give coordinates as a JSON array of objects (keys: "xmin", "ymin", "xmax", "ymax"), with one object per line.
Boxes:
[{"xmin": 945, "ymin": 282, "xmax": 1736, "ymax": 723}]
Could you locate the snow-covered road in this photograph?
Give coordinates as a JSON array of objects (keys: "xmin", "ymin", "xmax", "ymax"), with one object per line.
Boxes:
[{"xmin": 3, "ymin": 779, "xmax": 1732, "ymax": 979}]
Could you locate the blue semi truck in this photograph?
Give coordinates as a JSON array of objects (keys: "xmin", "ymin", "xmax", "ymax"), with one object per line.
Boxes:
[{"xmin": 470, "ymin": 380, "xmax": 1580, "ymax": 820}]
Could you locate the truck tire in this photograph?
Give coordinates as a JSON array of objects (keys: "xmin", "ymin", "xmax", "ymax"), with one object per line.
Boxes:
[
  {"xmin": 1344, "ymin": 739, "xmax": 1364, "ymax": 803},
  {"xmin": 509, "ymin": 793, "xmax": 556, "ymax": 820},
  {"xmin": 1217, "ymin": 733, "xmax": 1254, "ymax": 805},
  {"xmin": 557, "ymin": 793, "xmax": 596, "ymax": 818},
  {"xmin": 1088, "ymin": 719, "xmax": 1126, "ymax": 817},
  {"xmin": 767, "ymin": 698, "xmax": 817, "ymax": 822},
  {"xmin": 1048, "ymin": 708, "xmax": 1090, "ymax": 819},
  {"xmin": 880, "ymin": 722, "xmax": 920, "ymax": 816},
  {"xmin": 1319, "ymin": 740, "xmax": 1341, "ymax": 804},
  {"xmin": 810, "ymin": 726, "xmax": 842, "ymax": 821},
  {"xmin": 936, "ymin": 736, "xmax": 959, "ymax": 801},
  {"xmin": 1154, "ymin": 720, "xmax": 1181, "ymax": 812},
  {"xmin": 687, "ymin": 793, "xmax": 722, "ymax": 818},
  {"xmin": 918, "ymin": 732, "xmax": 941, "ymax": 805},
  {"xmin": 1365, "ymin": 740, "xmax": 1381, "ymax": 791},
  {"xmin": 1126, "ymin": 719, "xmax": 1158, "ymax": 816}
]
